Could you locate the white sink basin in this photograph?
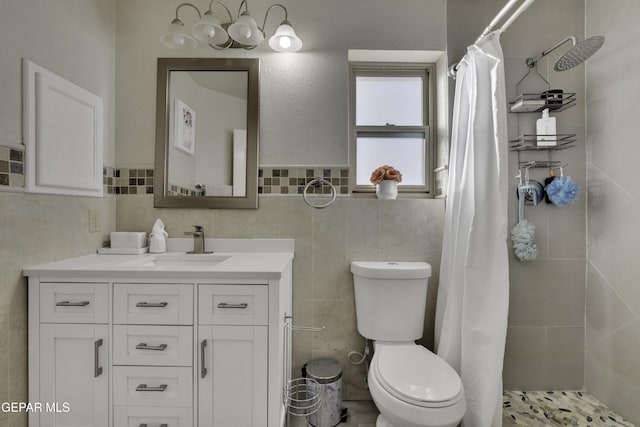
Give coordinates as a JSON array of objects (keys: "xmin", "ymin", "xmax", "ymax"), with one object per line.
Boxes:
[{"xmin": 125, "ymin": 253, "xmax": 231, "ymax": 268}]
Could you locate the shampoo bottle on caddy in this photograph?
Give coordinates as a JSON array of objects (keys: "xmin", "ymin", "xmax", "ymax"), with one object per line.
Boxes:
[{"xmin": 536, "ymin": 108, "xmax": 557, "ymax": 147}]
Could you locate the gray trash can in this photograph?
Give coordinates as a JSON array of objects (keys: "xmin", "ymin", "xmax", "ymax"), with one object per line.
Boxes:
[{"xmin": 303, "ymin": 359, "xmax": 345, "ymax": 427}]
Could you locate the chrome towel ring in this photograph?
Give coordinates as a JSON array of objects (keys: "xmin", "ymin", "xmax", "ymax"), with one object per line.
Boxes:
[{"xmin": 303, "ymin": 177, "xmax": 337, "ymax": 209}]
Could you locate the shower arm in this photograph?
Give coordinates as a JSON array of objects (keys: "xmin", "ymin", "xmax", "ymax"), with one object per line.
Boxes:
[{"xmin": 526, "ymin": 36, "xmax": 577, "ymax": 68}]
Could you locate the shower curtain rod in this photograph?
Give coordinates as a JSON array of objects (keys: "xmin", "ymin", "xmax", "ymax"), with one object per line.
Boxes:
[{"xmin": 448, "ymin": 0, "xmax": 536, "ymax": 78}]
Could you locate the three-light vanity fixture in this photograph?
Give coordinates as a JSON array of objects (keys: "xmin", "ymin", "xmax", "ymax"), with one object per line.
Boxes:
[{"xmin": 161, "ymin": 0, "xmax": 303, "ymax": 52}]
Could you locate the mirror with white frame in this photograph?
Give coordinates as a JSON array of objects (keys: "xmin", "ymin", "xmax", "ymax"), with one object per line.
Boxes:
[{"xmin": 154, "ymin": 58, "xmax": 259, "ymax": 208}]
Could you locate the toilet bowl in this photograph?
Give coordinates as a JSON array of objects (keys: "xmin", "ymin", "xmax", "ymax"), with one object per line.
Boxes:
[
  {"xmin": 350, "ymin": 261, "xmax": 466, "ymax": 427},
  {"xmin": 368, "ymin": 342, "xmax": 465, "ymax": 427}
]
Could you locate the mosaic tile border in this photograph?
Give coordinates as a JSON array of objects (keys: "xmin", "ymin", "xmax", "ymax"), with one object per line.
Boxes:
[
  {"xmin": 167, "ymin": 183, "xmax": 204, "ymax": 197},
  {"xmin": 1, "ymin": 159, "xmax": 430, "ymax": 199},
  {"xmin": 0, "ymin": 147, "xmax": 25, "ymax": 188},
  {"xmin": 105, "ymin": 166, "xmax": 350, "ymax": 197},
  {"xmin": 103, "ymin": 167, "xmax": 154, "ymax": 195},
  {"xmin": 259, "ymin": 167, "xmax": 349, "ymax": 195},
  {"xmin": 503, "ymin": 390, "xmax": 636, "ymax": 426}
]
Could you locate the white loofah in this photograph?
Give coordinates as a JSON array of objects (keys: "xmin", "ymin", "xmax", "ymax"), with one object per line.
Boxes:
[{"xmin": 511, "ymin": 219, "xmax": 538, "ymax": 261}]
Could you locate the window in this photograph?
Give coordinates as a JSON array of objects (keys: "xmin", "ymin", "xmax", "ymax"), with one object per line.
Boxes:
[{"xmin": 349, "ymin": 64, "xmax": 434, "ymax": 194}]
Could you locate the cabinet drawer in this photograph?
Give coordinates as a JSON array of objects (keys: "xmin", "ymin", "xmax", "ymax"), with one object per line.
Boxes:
[
  {"xmin": 113, "ymin": 325, "xmax": 192, "ymax": 367},
  {"xmin": 40, "ymin": 283, "xmax": 108, "ymax": 323},
  {"xmin": 114, "ymin": 284, "xmax": 193, "ymax": 325},
  {"xmin": 199, "ymin": 285, "xmax": 268, "ymax": 325},
  {"xmin": 114, "ymin": 406, "xmax": 193, "ymax": 427},
  {"xmin": 113, "ymin": 366, "xmax": 192, "ymax": 408}
]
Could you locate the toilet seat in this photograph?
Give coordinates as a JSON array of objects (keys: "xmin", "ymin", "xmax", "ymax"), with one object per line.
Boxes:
[{"xmin": 373, "ymin": 344, "xmax": 463, "ymax": 408}]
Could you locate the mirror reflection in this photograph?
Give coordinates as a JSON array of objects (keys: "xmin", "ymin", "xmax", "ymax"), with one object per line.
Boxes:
[
  {"xmin": 167, "ymin": 70, "xmax": 248, "ymax": 197},
  {"xmin": 154, "ymin": 58, "xmax": 259, "ymax": 209}
]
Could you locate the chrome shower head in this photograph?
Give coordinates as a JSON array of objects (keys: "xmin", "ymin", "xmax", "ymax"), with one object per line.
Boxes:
[
  {"xmin": 526, "ymin": 35, "xmax": 605, "ymax": 71},
  {"xmin": 554, "ymin": 35, "xmax": 605, "ymax": 71}
]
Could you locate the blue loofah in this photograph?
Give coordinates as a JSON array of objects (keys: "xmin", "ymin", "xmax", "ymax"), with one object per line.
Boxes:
[
  {"xmin": 510, "ymin": 219, "xmax": 538, "ymax": 262},
  {"xmin": 545, "ymin": 176, "xmax": 579, "ymax": 207}
]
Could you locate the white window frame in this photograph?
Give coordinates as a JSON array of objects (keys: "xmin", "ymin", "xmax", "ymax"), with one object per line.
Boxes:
[{"xmin": 349, "ymin": 63, "xmax": 435, "ymax": 195}]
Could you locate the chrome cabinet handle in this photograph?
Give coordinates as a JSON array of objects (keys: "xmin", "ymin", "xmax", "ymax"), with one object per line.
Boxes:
[
  {"xmin": 136, "ymin": 384, "xmax": 167, "ymax": 392},
  {"xmin": 200, "ymin": 339, "xmax": 207, "ymax": 379},
  {"xmin": 136, "ymin": 302, "xmax": 168, "ymax": 308},
  {"xmin": 56, "ymin": 300, "xmax": 90, "ymax": 307},
  {"xmin": 217, "ymin": 302, "xmax": 248, "ymax": 309},
  {"xmin": 135, "ymin": 343, "xmax": 168, "ymax": 351},
  {"xmin": 94, "ymin": 339, "xmax": 103, "ymax": 377},
  {"xmin": 138, "ymin": 424, "xmax": 168, "ymax": 427}
]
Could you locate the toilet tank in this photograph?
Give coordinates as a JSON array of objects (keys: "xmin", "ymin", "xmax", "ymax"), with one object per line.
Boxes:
[{"xmin": 351, "ymin": 262, "xmax": 431, "ymax": 342}]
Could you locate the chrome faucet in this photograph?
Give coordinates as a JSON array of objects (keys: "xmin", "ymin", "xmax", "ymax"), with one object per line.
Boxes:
[{"xmin": 184, "ymin": 225, "xmax": 211, "ymax": 254}]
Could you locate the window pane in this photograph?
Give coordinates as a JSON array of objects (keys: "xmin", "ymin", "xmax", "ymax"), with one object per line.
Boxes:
[
  {"xmin": 356, "ymin": 135, "xmax": 425, "ymax": 186},
  {"xmin": 356, "ymin": 76, "xmax": 423, "ymax": 126}
]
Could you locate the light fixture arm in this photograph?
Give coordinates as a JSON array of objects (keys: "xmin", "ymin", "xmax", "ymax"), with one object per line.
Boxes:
[
  {"xmin": 207, "ymin": 0, "xmax": 234, "ymax": 23},
  {"xmin": 261, "ymin": 4, "xmax": 289, "ymax": 31},
  {"xmin": 174, "ymin": 2, "xmax": 202, "ymax": 21},
  {"xmin": 526, "ymin": 35, "xmax": 577, "ymax": 68},
  {"xmin": 237, "ymin": 0, "xmax": 249, "ymax": 18}
]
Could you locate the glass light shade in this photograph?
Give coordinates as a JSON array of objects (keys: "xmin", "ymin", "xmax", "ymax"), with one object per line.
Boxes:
[
  {"xmin": 228, "ymin": 13, "xmax": 264, "ymax": 46},
  {"xmin": 191, "ymin": 12, "xmax": 228, "ymax": 45},
  {"xmin": 160, "ymin": 20, "xmax": 197, "ymax": 49},
  {"xmin": 268, "ymin": 22, "xmax": 302, "ymax": 52}
]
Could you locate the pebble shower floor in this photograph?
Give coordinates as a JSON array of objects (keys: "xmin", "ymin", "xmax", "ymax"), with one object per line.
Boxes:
[{"xmin": 503, "ymin": 391, "xmax": 636, "ymax": 426}]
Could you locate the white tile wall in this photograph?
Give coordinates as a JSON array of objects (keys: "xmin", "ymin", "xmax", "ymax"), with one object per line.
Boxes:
[
  {"xmin": 586, "ymin": 1, "xmax": 640, "ymax": 423},
  {"xmin": 116, "ymin": 195, "xmax": 446, "ymax": 400}
]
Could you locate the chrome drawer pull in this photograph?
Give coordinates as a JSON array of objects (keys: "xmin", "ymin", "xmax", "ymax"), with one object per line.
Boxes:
[
  {"xmin": 217, "ymin": 302, "xmax": 248, "ymax": 309},
  {"xmin": 94, "ymin": 339, "xmax": 103, "ymax": 377},
  {"xmin": 200, "ymin": 339, "xmax": 207, "ymax": 379},
  {"xmin": 138, "ymin": 424, "xmax": 168, "ymax": 427},
  {"xmin": 135, "ymin": 343, "xmax": 168, "ymax": 351},
  {"xmin": 136, "ymin": 302, "xmax": 168, "ymax": 308},
  {"xmin": 136, "ymin": 383, "xmax": 167, "ymax": 392},
  {"xmin": 56, "ymin": 300, "xmax": 90, "ymax": 307}
]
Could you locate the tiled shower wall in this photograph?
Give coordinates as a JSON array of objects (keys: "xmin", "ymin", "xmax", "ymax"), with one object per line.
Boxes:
[
  {"xmin": 116, "ymin": 195, "xmax": 445, "ymax": 400},
  {"xmin": 585, "ymin": 1, "xmax": 640, "ymax": 423}
]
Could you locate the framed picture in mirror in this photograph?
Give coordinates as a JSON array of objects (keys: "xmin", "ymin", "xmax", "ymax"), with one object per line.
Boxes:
[{"xmin": 174, "ymin": 98, "xmax": 195, "ymax": 155}]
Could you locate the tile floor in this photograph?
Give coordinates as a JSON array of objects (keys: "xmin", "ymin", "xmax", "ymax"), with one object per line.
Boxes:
[
  {"xmin": 289, "ymin": 391, "xmax": 636, "ymax": 427},
  {"xmin": 503, "ymin": 391, "xmax": 636, "ymax": 426}
]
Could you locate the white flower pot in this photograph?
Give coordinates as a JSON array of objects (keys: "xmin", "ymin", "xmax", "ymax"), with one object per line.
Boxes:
[{"xmin": 376, "ymin": 180, "xmax": 398, "ymax": 200}]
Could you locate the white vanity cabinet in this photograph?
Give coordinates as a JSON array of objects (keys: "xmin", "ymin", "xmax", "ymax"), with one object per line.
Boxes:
[
  {"xmin": 32, "ymin": 282, "xmax": 110, "ymax": 427},
  {"xmin": 39, "ymin": 323, "xmax": 109, "ymax": 427},
  {"xmin": 198, "ymin": 325, "xmax": 268, "ymax": 426},
  {"xmin": 25, "ymin": 239, "xmax": 294, "ymax": 427},
  {"xmin": 112, "ymin": 283, "xmax": 194, "ymax": 427},
  {"xmin": 198, "ymin": 285, "xmax": 269, "ymax": 426}
]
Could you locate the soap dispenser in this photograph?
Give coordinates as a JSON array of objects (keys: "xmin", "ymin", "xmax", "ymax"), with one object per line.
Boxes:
[{"xmin": 536, "ymin": 108, "xmax": 557, "ymax": 147}]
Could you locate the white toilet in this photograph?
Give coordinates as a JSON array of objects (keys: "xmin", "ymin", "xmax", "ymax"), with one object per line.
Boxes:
[{"xmin": 351, "ymin": 261, "xmax": 466, "ymax": 427}]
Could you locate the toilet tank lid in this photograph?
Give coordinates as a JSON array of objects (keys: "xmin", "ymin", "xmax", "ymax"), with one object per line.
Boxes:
[{"xmin": 351, "ymin": 261, "xmax": 432, "ymax": 279}]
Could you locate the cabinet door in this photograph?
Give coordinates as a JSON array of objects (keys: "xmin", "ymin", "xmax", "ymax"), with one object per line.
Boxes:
[
  {"xmin": 39, "ymin": 324, "xmax": 108, "ymax": 427},
  {"xmin": 198, "ymin": 325, "xmax": 267, "ymax": 427}
]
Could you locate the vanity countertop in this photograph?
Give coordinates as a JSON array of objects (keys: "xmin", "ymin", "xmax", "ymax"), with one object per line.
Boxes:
[{"xmin": 23, "ymin": 238, "xmax": 294, "ymax": 280}]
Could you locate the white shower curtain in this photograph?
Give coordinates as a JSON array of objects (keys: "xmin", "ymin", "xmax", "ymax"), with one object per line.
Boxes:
[{"xmin": 434, "ymin": 31, "xmax": 509, "ymax": 427}]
